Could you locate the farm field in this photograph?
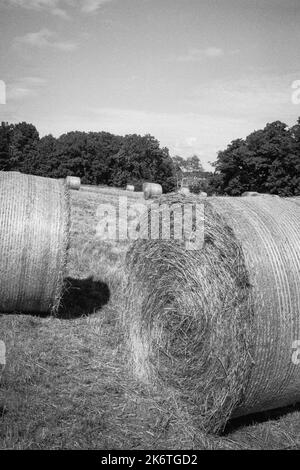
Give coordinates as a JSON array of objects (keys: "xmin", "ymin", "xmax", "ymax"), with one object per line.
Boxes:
[{"xmin": 1, "ymin": 186, "xmax": 300, "ymax": 450}]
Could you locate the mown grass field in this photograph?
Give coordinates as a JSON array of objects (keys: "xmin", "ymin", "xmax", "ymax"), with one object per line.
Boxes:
[{"xmin": 1, "ymin": 186, "xmax": 300, "ymax": 449}]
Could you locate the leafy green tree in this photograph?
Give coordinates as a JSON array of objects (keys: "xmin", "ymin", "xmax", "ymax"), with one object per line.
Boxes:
[
  {"xmin": 0, "ymin": 122, "xmax": 11, "ymax": 171},
  {"xmin": 109, "ymin": 134, "xmax": 176, "ymax": 192},
  {"xmin": 186, "ymin": 154, "xmax": 204, "ymax": 172},
  {"xmin": 87, "ymin": 131, "xmax": 123, "ymax": 185},
  {"xmin": 212, "ymin": 120, "xmax": 300, "ymax": 196},
  {"xmin": 9, "ymin": 122, "xmax": 40, "ymax": 174},
  {"xmin": 36, "ymin": 134, "xmax": 58, "ymax": 176}
]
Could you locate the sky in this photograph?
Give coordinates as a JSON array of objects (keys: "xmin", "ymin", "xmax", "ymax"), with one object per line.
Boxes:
[{"xmin": 0, "ymin": 0, "xmax": 300, "ymax": 169}]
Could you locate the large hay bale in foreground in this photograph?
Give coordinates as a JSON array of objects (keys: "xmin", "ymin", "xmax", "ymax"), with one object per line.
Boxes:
[
  {"xmin": 143, "ymin": 182, "xmax": 162, "ymax": 200},
  {"xmin": 290, "ymin": 197, "xmax": 300, "ymax": 206},
  {"xmin": 0, "ymin": 172, "xmax": 70, "ymax": 314},
  {"xmin": 123, "ymin": 195, "xmax": 300, "ymax": 433},
  {"xmin": 66, "ymin": 176, "xmax": 81, "ymax": 190}
]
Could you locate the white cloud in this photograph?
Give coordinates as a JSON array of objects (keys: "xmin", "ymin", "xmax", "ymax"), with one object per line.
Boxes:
[
  {"xmin": 7, "ymin": 0, "xmax": 57, "ymax": 6},
  {"xmin": 6, "ymin": 76, "xmax": 46, "ymax": 101},
  {"xmin": 4, "ymin": 0, "xmax": 70, "ymax": 19},
  {"xmin": 51, "ymin": 7, "xmax": 71, "ymax": 19},
  {"xmin": 185, "ymin": 73, "xmax": 299, "ymax": 120},
  {"xmin": 175, "ymin": 47, "xmax": 224, "ymax": 62},
  {"xmin": 4, "ymin": 0, "xmax": 114, "ymax": 15},
  {"xmin": 80, "ymin": 0, "xmax": 113, "ymax": 13},
  {"xmin": 203, "ymin": 47, "xmax": 224, "ymax": 58},
  {"xmin": 14, "ymin": 28, "xmax": 77, "ymax": 51}
]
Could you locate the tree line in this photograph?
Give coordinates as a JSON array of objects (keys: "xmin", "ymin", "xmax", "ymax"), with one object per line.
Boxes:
[
  {"xmin": 0, "ymin": 122, "xmax": 177, "ymax": 192},
  {"xmin": 0, "ymin": 119, "xmax": 299, "ymax": 196},
  {"xmin": 211, "ymin": 119, "xmax": 300, "ymax": 196}
]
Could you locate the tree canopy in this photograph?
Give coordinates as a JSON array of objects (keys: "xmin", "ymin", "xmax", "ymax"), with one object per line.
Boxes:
[
  {"xmin": 0, "ymin": 122, "xmax": 177, "ymax": 192},
  {"xmin": 212, "ymin": 119, "xmax": 300, "ymax": 196}
]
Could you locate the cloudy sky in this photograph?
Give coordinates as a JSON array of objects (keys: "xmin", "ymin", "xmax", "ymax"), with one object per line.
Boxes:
[{"xmin": 0, "ymin": 0, "xmax": 300, "ymax": 169}]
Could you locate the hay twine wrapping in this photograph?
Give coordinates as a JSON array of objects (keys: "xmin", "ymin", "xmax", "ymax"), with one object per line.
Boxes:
[
  {"xmin": 0, "ymin": 171, "xmax": 70, "ymax": 314},
  {"xmin": 143, "ymin": 182, "xmax": 163, "ymax": 200},
  {"xmin": 66, "ymin": 176, "xmax": 81, "ymax": 190},
  {"xmin": 123, "ymin": 194, "xmax": 300, "ymax": 433}
]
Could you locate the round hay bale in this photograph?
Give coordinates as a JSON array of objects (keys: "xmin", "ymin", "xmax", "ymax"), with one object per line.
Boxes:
[
  {"xmin": 179, "ymin": 187, "xmax": 190, "ymax": 196},
  {"xmin": 0, "ymin": 171, "xmax": 70, "ymax": 314},
  {"xmin": 143, "ymin": 182, "xmax": 162, "ymax": 200},
  {"xmin": 123, "ymin": 195, "xmax": 300, "ymax": 433},
  {"xmin": 242, "ymin": 191, "xmax": 260, "ymax": 197},
  {"xmin": 242, "ymin": 191, "xmax": 279, "ymax": 198},
  {"xmin": 289, "ymin": 197, "xmax": 300, "ymax": 206},
  {"xmin": 66, "ymin": 176, "xmax": 81, "ymax": 191},
  {"xmin": 126, "ymin": 184, "xmax": 135, "ymax": 192},
  {"xmin": 199, "ymin": 191, "xmax": 208, "ymax": 198}
]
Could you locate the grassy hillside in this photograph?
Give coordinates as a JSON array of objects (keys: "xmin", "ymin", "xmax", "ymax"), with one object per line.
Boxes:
[{"xmin": 1, "ymin": 187, "xmax": 300, "ymax": 449}]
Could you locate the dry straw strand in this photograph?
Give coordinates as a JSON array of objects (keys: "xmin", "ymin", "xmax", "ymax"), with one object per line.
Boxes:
[
  {"xmin": 0, "ymin": 171, "xmax": 70, "ymax": 314},
  {"xmin": 123, "ymin": 194, "xmax": 300, "ymax": 433}
]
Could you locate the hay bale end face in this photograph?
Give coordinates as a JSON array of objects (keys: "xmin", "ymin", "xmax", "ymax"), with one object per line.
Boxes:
[
  {"xmin": 0, "ymin": 172, "xmax": 70, "ymax": 314},
  {"xmin": 143, "ymin": 182, "xmax": 163, "ymax": 200},
  {"xmin": 123, "ymin": 195, "xmax": 300, "ymax": 433},
  {"xmin": 66, "ymin": 176, "xmax": 81, "ymax": 190}
]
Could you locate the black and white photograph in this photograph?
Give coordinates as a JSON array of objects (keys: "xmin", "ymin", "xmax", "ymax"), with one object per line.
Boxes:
[{"xmin": 0, "ymin": 0, "xmax": 300, "ymax": 454}]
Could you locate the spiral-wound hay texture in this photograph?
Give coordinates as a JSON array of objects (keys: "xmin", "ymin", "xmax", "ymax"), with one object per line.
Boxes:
[
  {"xmin": 66, "ymin": 176, "xmax": 81, "ymax": 190},
  {"xmin": 124, "ymin": 195, "xmax": 300, "ymax": 433},
  {"xmin": 290, "ymin": 197, "xmax": 300, "ymax": 206},
  {"xmin": 0, "ymin": 172, "xmax": 70, "ymax": 314}
]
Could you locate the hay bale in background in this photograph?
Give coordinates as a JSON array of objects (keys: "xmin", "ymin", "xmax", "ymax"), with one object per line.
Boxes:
[
  {"xmin": 179, "ymin": 187, "xmax": 190, "ymax": 196},
  {"xmin": 0, "ymin": 172, "xmax": 70, "ymax": 314},
  {"xmin": 123, "ymin": 195, "xmax": 300, "ymax": 433},
  {"xmin": 242, "ymin": 191, "xmax": 279, "ymax": 198},
  {"xmin": 66, "ymin": 176, "xmax": 81, "ymax": 191},
  {"xmin": 242, "ymin": 191, "xmax": 260, "ymax": 197},
  {"xmin": 126, "ymin": 184, "xmax": 135, "ymax": 192},
  {"xmin": 143, "ymin": 182, "xmax": 162, "ymax": 200}
]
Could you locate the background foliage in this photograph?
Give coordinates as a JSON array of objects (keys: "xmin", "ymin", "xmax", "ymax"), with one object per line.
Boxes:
[
  {"xmin": 1, "ymin": 118, "xmax": 299, "ymax": 195},
  {"xmin": 0, "ymin": 122, "xmax": 177, "ymax": 192}
]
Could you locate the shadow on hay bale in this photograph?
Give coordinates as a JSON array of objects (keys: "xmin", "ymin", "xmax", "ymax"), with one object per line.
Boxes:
[
  {"xmin": 57, "ymin": 277, "xmax": 110, "ymax": 319},
  {"xmin": 224, "ymin": 401, "xmax": 300, "ymax": 434},
  {"xmin": 123, "ymin": 194, "xmax": 300, "ymax": 434}
]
